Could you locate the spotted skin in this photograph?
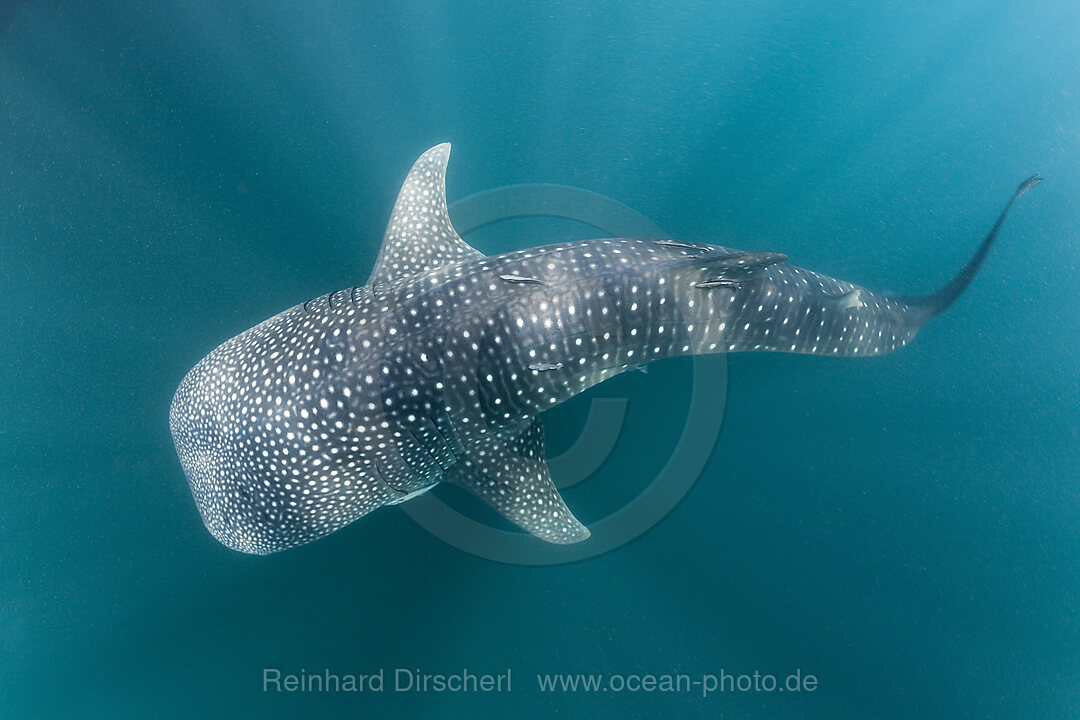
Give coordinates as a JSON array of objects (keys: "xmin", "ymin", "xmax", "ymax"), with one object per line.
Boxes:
[{"xmin": 169, "ymin": 145, "xmax": 1039, "ymax": 554}]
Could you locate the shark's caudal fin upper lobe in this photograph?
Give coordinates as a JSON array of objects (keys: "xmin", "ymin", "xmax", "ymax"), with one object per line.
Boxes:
[
  {"xmin": 894, "ymin": 174, "xmax": 1042, "ymax": 324},
  {"xmin": 678, "ymin": 174, "xmax": 1042, "ymax": 359}
]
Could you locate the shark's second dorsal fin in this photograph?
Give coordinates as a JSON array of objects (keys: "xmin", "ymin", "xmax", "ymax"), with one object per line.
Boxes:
[
  {"xmin": 446, "ymin": 419, "xmax": 590, "ymax": 544},
  {"xmin": 366, "ymin": 143, "xmax": 484, "ymax": 286}
]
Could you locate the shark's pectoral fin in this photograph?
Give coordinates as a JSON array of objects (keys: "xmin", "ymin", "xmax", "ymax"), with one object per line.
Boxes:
[
  {"xmin": 694, "ymin": 250, "xmax": 787, "ymax": 288},
  {"xmin": 446, "ymin": 420, "xmax": 590, "ymax": 544},
  {"xmin": 366, "ymin": 143, "xmax": 484, "ymax": 287}
]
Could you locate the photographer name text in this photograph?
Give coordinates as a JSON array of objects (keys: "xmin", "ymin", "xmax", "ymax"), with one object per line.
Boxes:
[{"xmin": 263, "ymin": 667, "xmax": 511, "ymax": 693}]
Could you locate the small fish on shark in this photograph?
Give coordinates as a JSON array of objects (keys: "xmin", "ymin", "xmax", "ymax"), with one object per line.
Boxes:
[{"xmin": 169, "ymin": 144, "xmax": 1040, "ymax": 554}]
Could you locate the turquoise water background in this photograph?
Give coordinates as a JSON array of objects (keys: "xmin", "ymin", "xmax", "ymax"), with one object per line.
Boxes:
[{"xmin": 1, "ymin": 1, "xmax": 1078, "ymax": 717}]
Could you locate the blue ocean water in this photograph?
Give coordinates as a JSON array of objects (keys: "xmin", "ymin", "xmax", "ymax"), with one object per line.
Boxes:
[{"xmin": 1, "ymin": 1, "xmax": 1078, "ymax": 717}]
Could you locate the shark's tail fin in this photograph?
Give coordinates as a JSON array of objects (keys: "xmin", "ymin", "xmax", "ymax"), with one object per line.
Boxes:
[{"xmin": 896, "ymin": 174, "xmax": 1042, "ymax": 323}]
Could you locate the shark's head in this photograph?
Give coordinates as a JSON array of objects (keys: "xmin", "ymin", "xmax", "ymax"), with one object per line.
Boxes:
[
  {"xmin": 168, "ymin": 341, "xmax": 337, "ymax": 554},
  {"xmin": 169, "ymin": 324, "xmax": 400, "ymax": 555},
  {"xmin": 169, "ymin": 349, "xmax": 271, "ymax": 553},
  {"xmin": 168, "ymin": 145, "xmax": 473, "ymax": 554}
]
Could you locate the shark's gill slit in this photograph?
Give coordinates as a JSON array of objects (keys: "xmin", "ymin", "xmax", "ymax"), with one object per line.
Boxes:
[{"xmin": 373, "ymin": 459, "xmax": 409, "ymax": 494}]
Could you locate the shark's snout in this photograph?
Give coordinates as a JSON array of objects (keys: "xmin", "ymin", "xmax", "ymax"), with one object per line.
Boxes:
[{"xmin": 170, "ymin": 357, "xmax": 266, "ymax": 553}]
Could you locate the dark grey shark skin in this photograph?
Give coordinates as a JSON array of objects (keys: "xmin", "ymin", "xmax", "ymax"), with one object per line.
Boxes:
[{"xmin": 169, "ymin": 144, "xmax": 1040, "ymax": 554}]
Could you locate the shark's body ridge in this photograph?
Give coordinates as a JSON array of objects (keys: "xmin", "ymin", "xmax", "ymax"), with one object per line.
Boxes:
[{"xmin": 170, "ymin": 144, "xmax": 1039, "ymax": 554}]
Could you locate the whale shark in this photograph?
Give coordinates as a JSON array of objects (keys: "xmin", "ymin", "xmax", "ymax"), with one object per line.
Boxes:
[{"xmin": 169, "ymin": 144, "xmax": 1040, "ymax": 554}]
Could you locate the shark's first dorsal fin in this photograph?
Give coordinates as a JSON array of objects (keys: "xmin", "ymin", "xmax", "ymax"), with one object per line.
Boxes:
[
  {"xmin": 446, "ymin": 419, "xmax": 590, "ymax": 544},
  {"xmin": 366, "ymin": 143, "xmax": 483, "ymax": 286}
]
